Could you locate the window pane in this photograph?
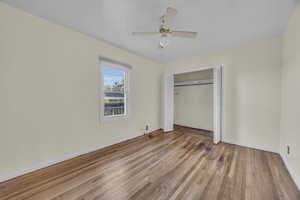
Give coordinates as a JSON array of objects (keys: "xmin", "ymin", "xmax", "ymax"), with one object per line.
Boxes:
[{"xmin": 103, "ymin": 67, "xmax": 126, "ymax": 116}]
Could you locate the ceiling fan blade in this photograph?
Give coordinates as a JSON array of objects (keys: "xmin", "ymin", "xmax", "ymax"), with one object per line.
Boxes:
[
  {"xmin": 132, "ymin": 32, "xmax": 160, "ymax": 36},
  {"xmin": 171, "ymin": 31, "xmax": 198, "ymax": 39},
  {"xmin": 163, "ymin": 7, "xmax": 178, "ymax": 25}
]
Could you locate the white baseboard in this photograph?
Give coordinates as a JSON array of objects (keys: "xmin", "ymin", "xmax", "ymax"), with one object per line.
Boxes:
[
  {"xmin": 223, "ymin": 140, "xmax": 299, "ymax": 191},
  {"xmin": 280, "ymin": 154, "xmax": 300, "ymax": 191},
  {"xmin": 222, "ymin": 140, "xmax": 278, "ymax": 154},
  {"xmin": 0, "ymin": 131, "xmax": 145, "ymax": 183},
  {"xmin": 2, "ymin": 134, "xmax": 298, "ymax": 193}
]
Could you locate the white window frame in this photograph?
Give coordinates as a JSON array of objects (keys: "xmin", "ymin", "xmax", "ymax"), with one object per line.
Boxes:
[{"xmin": 99, "ymin": 57, "xmax": 131, "ymax": 122}]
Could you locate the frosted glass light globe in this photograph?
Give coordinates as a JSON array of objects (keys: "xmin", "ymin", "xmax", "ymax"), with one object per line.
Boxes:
[{"xmin": 159, "ymin": 34, "xmax": 169, "ymax": 48}]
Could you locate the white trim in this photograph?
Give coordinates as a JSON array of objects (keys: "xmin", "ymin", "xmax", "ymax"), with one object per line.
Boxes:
[
  {"xmin": 98, "ymin": 58, "xmax": 131, "ymax": 123},
  {"xmin": 221, "ymin": 65, "xmax": 225, "ymax": 145},
  {"xmin": 223, "ymin": 140, "xmax": 278, "ymax": 154},
  {"xmin": 213, "ymin": 66, "xmax": 223, "ymax": 144},
  {"xmin": 280, "ymin": 154, "xmax": 300, "ymax": 190},
  {"xmin": 162, "ymin": 72, "xmax": 174, "ymax": 132},
  {"xmin": 163, "ymin": 65, "xmax": 224, "ymax": 144},
  {"xmin": 172, "ymin": 65, "xmax": 219, "ymax": 75},
  {"xmin": 222, "ymin": 139, "xmax": 300, "ymax": 190},
  {"xmin": 2, "ymin": 134, "xmax": 298, "ymax": 191},
  {"xmin": 174, "ymin": 79, "xmax": 213, "ymax": 86},
  {"xmin": 0, "ymin": 131, "xmax": 145, "ymax": 183}
]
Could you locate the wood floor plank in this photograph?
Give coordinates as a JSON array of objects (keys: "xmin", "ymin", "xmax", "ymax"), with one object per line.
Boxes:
[{"xmin": 0, "ymin": 127, "xmax": 299, "ymax": 200}]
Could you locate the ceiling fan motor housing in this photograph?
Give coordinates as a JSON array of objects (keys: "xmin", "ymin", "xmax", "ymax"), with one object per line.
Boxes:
[{"xmin": 159, "ymin": 25, "xmax": 171, "ymax": 35}]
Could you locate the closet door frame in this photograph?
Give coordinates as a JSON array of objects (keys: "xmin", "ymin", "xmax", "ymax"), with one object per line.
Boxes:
[{"xmin": 162, "ymin": 65, "xmax": 224, "ymax": 144}]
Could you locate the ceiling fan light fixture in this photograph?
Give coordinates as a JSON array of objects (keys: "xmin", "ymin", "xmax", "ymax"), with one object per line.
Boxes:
[
  {"xmin": 159, "ymin": 34, "xmax": 169, "ymax": 48},
  {"xmin": 132, "ymin": 7, "xmax": 197, "ymax": 49}
]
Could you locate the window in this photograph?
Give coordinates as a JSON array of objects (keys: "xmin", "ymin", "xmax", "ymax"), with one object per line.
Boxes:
[{"xmin": 100, "ymin": 58, "xmax": 130, "ymax": 120}]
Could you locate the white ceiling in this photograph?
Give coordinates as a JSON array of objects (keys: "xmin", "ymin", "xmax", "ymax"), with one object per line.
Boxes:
[{"xmin": 2, "ymin": 0, "xmax": 296, "ymax": 63}]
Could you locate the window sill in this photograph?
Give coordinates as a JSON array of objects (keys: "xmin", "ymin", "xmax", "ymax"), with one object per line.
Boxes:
[{"xmin": 101, "ymin": 114, "xmax": 129, "ymax": 123}]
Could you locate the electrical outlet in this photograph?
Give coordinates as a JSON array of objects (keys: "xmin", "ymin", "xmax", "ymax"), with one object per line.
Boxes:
[
  {"xmin": 287, "ymin": 145, "xmax": 290, "ymax": 155},
  {"xmin": 142, "ymin": 125, "xmax": 150, "ymax": 135}
]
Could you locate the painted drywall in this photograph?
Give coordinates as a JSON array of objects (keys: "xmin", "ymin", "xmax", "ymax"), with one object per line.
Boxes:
[
  {"xmin": 174, "ymin": 70, "xmax": 213, "ymax": 130},
  {"xmin": 174, "ymin": 70, "xmax": 213, "ymax": 83},
  {"xmin": 280, "ymin": 3, "xmax": 300, "ymax": 189},
  {"xmin": 0, "ymin": 3, "xmax": 162, "ymax": 180},
  {"xmin": 0, "ymin": 1, "xmax": 295, "ymax": 186},
  {"xmin": 165, "ymin": 37, "xmax": 282, "ymax": 153},
  {"xmin": 1, "ymin": 0, "xmax": 295, "ymax": 63},
  {"xmin": 174, "ymin": 84, "xmax": 213, "ymax": 131}
]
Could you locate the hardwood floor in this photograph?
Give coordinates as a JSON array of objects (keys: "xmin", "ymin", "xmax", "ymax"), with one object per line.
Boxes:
[
  {"xmin": 174, "ymin": 124, "xmax": 213, "ymax": 138},
  {"xmin": 0, "ymin": 129, "xmax": 299, "ymax": 200}
]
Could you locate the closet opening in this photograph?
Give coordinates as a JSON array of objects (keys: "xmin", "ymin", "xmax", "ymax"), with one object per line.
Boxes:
[
  {"xmin": 162, "ymin": 65, "xmax": 223, "ymax": 144},
  {"xmin": 174, "ymin": 69, "xmax": 214, "ymax": 140}
]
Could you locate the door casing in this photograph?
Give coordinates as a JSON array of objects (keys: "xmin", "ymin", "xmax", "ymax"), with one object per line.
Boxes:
[{"xmin": 162, "ymin": 65, "xmax": 224, "ymax": 144}]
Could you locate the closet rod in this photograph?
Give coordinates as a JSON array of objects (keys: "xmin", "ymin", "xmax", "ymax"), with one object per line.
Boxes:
[
  {"xmin": 174, "ymin": 79, "xmax": 213, "ymax": 87},
  {"xmin": 174, "ymin": 83, "xmax": 213, "ymax": 87}
]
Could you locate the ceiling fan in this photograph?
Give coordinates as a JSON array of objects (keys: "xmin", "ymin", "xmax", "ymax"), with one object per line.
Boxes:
[{"xmin": 133, "ymin": 7, "xmax": 198, "ymax": 48}]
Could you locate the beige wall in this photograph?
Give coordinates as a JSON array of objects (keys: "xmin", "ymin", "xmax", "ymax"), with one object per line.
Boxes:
[
  {"xmin": 174, "ymin": 84, "xmax": 213, "ymax": 131},
  {"xmin": 0, "ymin": 3, "xmax": 162, "ymax": 180},
  {"xmin": 281, "ymin": 3, "xmax": 300, "ymax": 188},
  {"xmin": 1, "ymin": 1, "xmax": 297, "ymax": 187},
  {"xmin": 166, "ymin": 37, "xmax": 282, "ymax": 153},
  {"xmin": 174, "ymin": 69, "xmax": 213, "ymax": 83}
]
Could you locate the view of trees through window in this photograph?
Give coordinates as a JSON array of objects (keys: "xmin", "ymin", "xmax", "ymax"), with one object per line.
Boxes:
[{"xmin": 103, "ymin": 67, "xmax": 126, "ymax": 116}]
